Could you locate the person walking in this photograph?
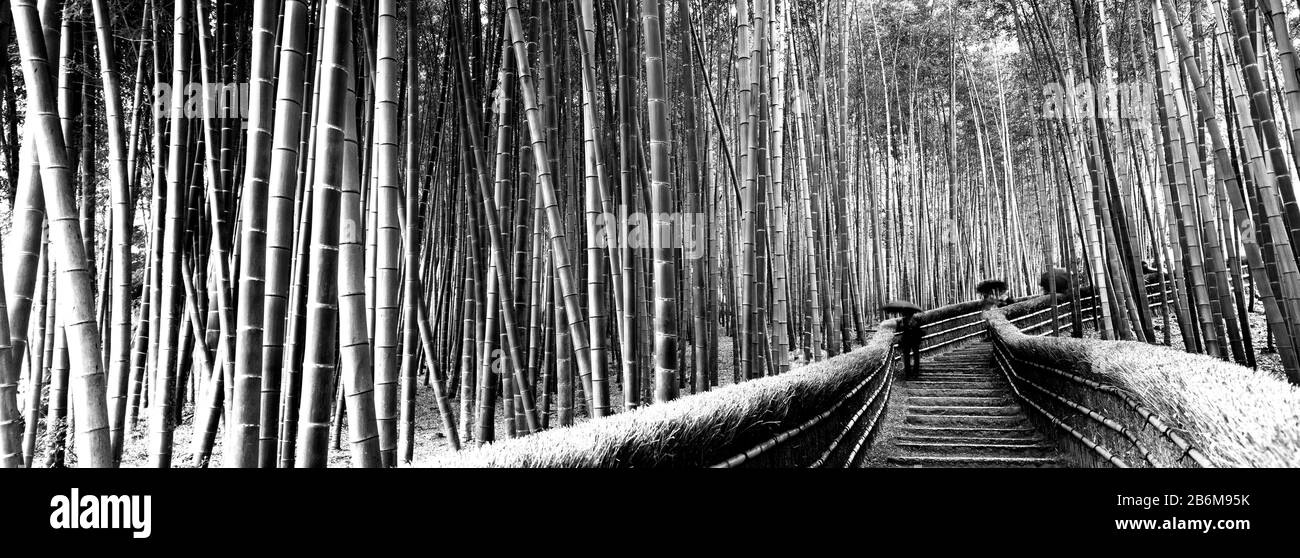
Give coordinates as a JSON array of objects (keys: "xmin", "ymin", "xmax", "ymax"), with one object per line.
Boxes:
[
  {"xmin": 884, "ymin": 300, "xmax": 924, "ymax": 378},
  {"xmin": 898, "ymin": 313, "xmax": 923, "ymax": 378}
]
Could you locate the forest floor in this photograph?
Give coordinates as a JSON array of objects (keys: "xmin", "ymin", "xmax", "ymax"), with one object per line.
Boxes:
[{"xmin": 1076, "ymin": 303, "xmax": 1287, "ymax": 383}]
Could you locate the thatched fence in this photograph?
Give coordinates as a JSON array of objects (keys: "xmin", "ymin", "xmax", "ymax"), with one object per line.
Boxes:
[
  {"xmin": 911, "ymin": 300, "xmax": 987, "ymax": 353},
  {"xmin": 903, "ymin": 272, "xmax": 1169, "ymax": 351},
  {"xmin": 424, "ymin": 320, "xmax": 903, "ymax": 468},
  {"xmin": 997, "ymin": 273, "xmax": 1181, "ymax": 340},
  {"xmin": 987, "ymin": 304, "xmax": 1300, "ymax": 468}
]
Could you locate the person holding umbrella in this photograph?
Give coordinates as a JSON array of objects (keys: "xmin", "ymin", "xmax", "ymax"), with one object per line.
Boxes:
[
  {"xmin": 976, "ymin": 279, "xmax": 1010, "ymax": 308},
  {"xmin": 883, "ymin": 300, "xmax": 923, "ymax": 378},
  {"xmin": 1040, "ymin": 268, "xmax": 1071, "ymax": 297}
]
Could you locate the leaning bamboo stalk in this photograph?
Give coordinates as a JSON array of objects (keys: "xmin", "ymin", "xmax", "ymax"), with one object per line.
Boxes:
[
  {"xmin": 450, "ymin": 7, "xmax": 541, "ymax": 433},
  {"xmin": 192, "ymin": 0, "xmax": 241, "ymax": 447},
  {"xmin": 88, "ymin": 0, "xmax": 134, "ymax": 466},
  {"xmin": 2, "ymin": 6, "xmax": 54, "ymax": 444},
  {"xmin": 11, "ymin": 0, "xmax": 112, "ymax": 468},
  {"xmin": 133, "ymin": 0, "xmax": 166, "ymax": 436},
  {"xmin": 21, "ymin": 232, "xmax": 48, "ymax": 467},
  {"xmin": 184, "ymin": 255, "xmax": 222, "ymax": 468},
  {"xmin": 4, "ymin": 139, "xmax": 44, "ymax": 394},
  {"xmin": 396, "ymin": 16, "xmax": 458, "ymax": 454},
  {"xmin": 412, "ymin": 275, "xmax": 461, "ymax": 450},
  {"xmin": 503, "ymin": 0, "xmax": 595, "ymax": 406},
  {"xmin": 336, "ymin": 37, "xmax": 382, "ymax": 468},
  {"xmin": 147, "ymin": 0, "xmax": 191, "ymax": 468}
]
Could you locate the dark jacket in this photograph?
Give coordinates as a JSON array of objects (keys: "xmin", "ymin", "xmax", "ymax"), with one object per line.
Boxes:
[{"xmin": 899, "ymin": 316, "xmax": 924, "ymax": 350}]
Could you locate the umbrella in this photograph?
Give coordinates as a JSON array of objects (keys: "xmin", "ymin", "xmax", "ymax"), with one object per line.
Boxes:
[
  {"xmin": 881, "ymin": 299, "xmax": 921, "ymax": 315},
  {"xmin": 976, "ymin": 279, "xmax": 1008, "ymax": 296},
  {"xmin": 1039, "ymin": 268, "xmax": 1070, "ymax": 294}
]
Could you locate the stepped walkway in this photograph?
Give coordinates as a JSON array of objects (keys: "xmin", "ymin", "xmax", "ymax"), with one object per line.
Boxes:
[{"xmin": 861, "ymin": 340, "xmax": 1067, "ymax": 468}]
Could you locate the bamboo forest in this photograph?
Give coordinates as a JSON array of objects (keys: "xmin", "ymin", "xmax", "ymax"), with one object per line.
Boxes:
[{"xmin": 0, "ymin": 0, "xmax": 1297, "ymax": 470}]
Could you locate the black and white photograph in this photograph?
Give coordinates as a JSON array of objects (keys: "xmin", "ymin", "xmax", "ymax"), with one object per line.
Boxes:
[{"xmin": 0, "ymin": 0, "xmax": 1295, "ymax": 547}]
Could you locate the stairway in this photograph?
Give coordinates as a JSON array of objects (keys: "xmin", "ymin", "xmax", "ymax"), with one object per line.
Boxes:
[{"xmin": 864, "ymin": 340, "xmax": 1066, "ymax": 468}]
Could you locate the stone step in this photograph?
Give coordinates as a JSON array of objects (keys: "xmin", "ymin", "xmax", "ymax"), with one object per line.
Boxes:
[
  {"xmin": 912, "ymin": 374, "xmax": 997, "ymax": 381},
  {"xmin": 913, "ymin": 370, "xmax": 997, "ymax": 376},
  {"xmin": 905, "ymin": 388, "xmax": 1010, "ymax": 398},
  {"xmin": 905, "ymin": 413, "xmax": 1028, "ymax": 427},
  {"xmin": 906, "ymin": 395, "xmax": 1013, "ymax": 407},
  {"xmin": 895, "ymin": 440, "xmax": 1057, "ymax": 458},
  {"xmin": 873, "ymin": 341, "xmax": 1064, "ymax": 469},
  {"xmin": 907, "ymin": 380, "xmax": 1004, "ymax": 389},
  {"xmin": 909, "ymin": 374, "xmax": 997, "ymax": 381},
  {"xmin": 899, "ymin": 425, "xmax": 1038, "ymax": 438},
  {"xmin": 887, "ymin": 454, "xmax": 1061, "ymax": 468},
  {"xmin": 897, "ymin": 434, "xmax": 1044, "ymax": 444},
  {"xmin": 919, "ymin": 372, "xmax": 993, "ymax": 377},
  {"xmin": 908, "ymin": 404, "xmax": 1021, "ymax": 417}
]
